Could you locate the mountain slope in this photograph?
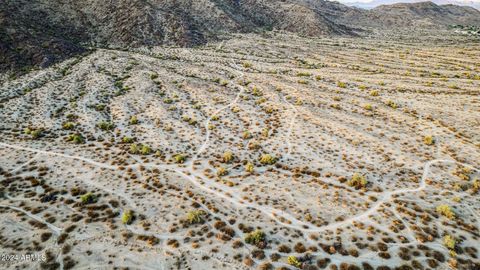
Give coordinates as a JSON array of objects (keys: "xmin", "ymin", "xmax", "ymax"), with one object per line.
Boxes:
[{"xmin": 2, "ymin": 0, "xmax": 480, "ymax": 73}]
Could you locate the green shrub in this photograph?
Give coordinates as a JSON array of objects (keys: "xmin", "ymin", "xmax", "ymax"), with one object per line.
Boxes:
[
  {"xmin": 363, "ymin": 104, "xmax": 373, "ymax": 111},
  {"xmin": 95, "ymin": 104, "xmax": 106, "ymax": 111},
  {"xmin": 436, "ymin": 204, "xmax": 455, "ymax": 219},
  {"xmin": 24, "ymin": 128, "xmax": 43, "ymax": 138},
  {"xmin": 386, "ymin": 100, "xmax": 398, "ymax": 109},
  {"xmin": 245, "ymin": 162, "xmax": 254, "ymax": 173},
  {"xmin": 242, "ymin": 62, "xmax": 252, "ymax": 68},
  {"xmin": 217, "ymin": 167, "xmax": 228, "ymax": 177},
  {"xmin": 130, "ymin": 144, "xmax": 151, "ymax": 155},
  {"xmin": 296, "ymin": 72, "xmax": 311, "ymax": 77},
  {"xmin": 424, "ymin": 135, "xmax": 435, "ymax": 146},
  {"xmin": 337, "ymin": 81, "xmax": 347, "ymax": 88},
  {"xmin": 140, "ymin": 144, "xmax": 152, "ymax": 155},
  {"xmin": 347, "ymin": 173, "xmax": 367, "ymax": 189},
  {"xmin": 173, "ymin": 154, "xmax": 186, "ymax": 163},
  {"xmin": 242, "ymin": 130, "xmax": 252, "ymax": 139},
  {"xmin": 129, "ymin": 115, "xmax": 138, "ymax": 125},
  {"xmin": 259, "ymin": 154, "xmax": 276, "ymax": 165},
  {"xmin": 122, "ymin": 136, "xmax": 134, "ymax": 143},
  {"xmin": 287, "ymin": 256, "xmax": 302, "ymax": 268},
  {"xmin": 186, "ymin": 210, "xmax": 205, "ymax": 224},
  {"xmin": 245, "ymin": 229, "xmax": 265, "ymax": 245},
  {"xmin": 122, "ymin": 210, "xmax": 134, "ymax": 225},
  {"xmin": 67, "ymin": 133, "xmax": 85, "ymax": 144},
  {"xmin": 444, "ymin": 235, "xmax": 456, "ymax": 250},
  {"xmin": 223, "ymin": 151, "xmax": 234, "ymax": 163},
  {"xmin": 30, "ymin": 129, "xmax": 43, "ymax": 139},
  {"xmin": 97, "ymin": 121, "xmax": 115, "ymax": 131},
  {"xmin": 80, "ymin": 192, "xmax": 96, "ymax": 204},
  {"xmin": 62, "ymin": 122, "xmax": 75, "ymax": 130}
]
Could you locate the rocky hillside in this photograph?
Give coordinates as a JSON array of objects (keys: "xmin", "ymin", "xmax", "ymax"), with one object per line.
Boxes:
[{"xmin": 1, "ymin": 0, "xmax": 480, "ymax": 73}]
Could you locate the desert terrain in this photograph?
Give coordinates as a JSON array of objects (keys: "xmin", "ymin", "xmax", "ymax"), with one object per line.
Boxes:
[{"xmin": 0, "ymin": 30, "xmax": 479, "ymax": 270}]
